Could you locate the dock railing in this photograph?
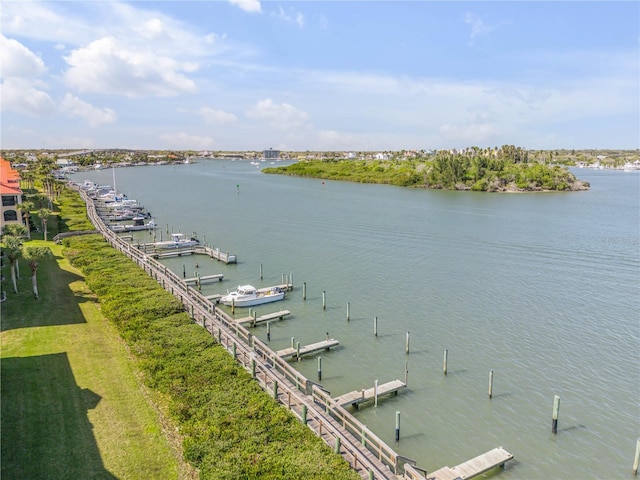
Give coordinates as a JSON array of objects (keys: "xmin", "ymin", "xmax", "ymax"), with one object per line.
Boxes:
[{"xmin": 72, "ymin": 184, "xmax": 417, "ymax": 479}]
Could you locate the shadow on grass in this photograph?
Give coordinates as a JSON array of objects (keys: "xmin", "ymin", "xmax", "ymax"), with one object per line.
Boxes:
[
  {"xmin": 1, "ymin": 250, "xmax": 90, "ymax": 332},
  {"xmin": 1, "ymin": 353, "xmax": 117, "ymax": 479}
]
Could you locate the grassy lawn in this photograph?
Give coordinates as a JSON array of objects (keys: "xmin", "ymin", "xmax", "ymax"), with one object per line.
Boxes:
[{"xmin": 1, "ymin": 240, "xmax": 191, "ymax": 480}]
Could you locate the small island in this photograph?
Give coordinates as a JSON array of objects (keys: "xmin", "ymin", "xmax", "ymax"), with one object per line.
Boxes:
[{"xmin": 263, "ymin": 145, "xmax": 591, "ymax": 192}]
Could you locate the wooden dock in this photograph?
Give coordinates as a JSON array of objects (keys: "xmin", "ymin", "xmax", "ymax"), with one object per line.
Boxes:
[
  {"xmin": 205, "ymin": 294, "xmax": 222, "ymax": 303},
  {"xmin": 142, "ymin": 245, "xmax": 237, "ymax": 263},
  {"xmin": 148, "ymin": 248, "xmax": 197, "ymax": 258},
  {"xmin": 334, "ymin": 379, "xmax": 407, "ymax": 408},
  {"xmin": 236, "ymin": 310, "xmax": 291, "ymax": 327},
  {"xmin": 184, "ymin": 273, "xmax": 224, "ymax": 285},
  {"xmin": 277, "ymin": 338, "xmax": 339, "ymax": 360},
  {"xmin": 194, "ymin": 245, "xmax": 237, "ymax": 264},
  {"xmin": 427, "ymin": 447, "xmax": 514, "ymax": 480}
]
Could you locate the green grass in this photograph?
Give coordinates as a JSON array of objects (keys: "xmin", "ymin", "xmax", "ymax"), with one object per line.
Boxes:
[{"xmin": 1, "ymin": 241, "xmax": 190, "ymax": 480}]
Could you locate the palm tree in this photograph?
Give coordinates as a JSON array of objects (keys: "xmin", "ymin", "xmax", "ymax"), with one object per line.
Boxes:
[
  {"xmin": 1, "ymin": 224, "xmax": 27, "ymax": 294},
  {"xmin": 17, "ymin": 201, "xmax": 34, "ymax": 239},
  {"xmin": 38, "ymin": 208, "xmax": 52, "ymax": 241},
  {"xmin": 23, "ymin": 246, "xmax": 50, "ymax": 299}
]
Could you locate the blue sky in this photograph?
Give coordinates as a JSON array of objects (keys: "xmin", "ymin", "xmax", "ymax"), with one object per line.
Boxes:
[{"xmin": 1, "ymin": 1, "xmax": 638, "ymax": 151}]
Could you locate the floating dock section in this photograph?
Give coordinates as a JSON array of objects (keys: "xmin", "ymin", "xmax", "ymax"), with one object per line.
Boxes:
[
  {"xmin": 236, "ymin": 310, "xmax": 291, "ymax": 327},
  {"xmin": 427, "ymin": 447, "xmax": 514, "ymax": 480},
  {"xmin": 334, "ymin": 379, "xmax": 407, "ymax": 408},
  {"xmin": 277, "ymin": 338, "xmax": 339, "ymax": 360},
  {"xmin": 183, "ymin": 274, "xmax": 224, "ymax": 285}
]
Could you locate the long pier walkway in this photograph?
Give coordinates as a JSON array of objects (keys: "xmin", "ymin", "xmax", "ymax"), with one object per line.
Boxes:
[{"xmin": 74, "ymin": 184, "xmax": 514, "ymax": 480}]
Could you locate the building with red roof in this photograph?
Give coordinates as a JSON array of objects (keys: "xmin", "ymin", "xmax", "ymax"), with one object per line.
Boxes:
[{"xmin": 0, "ymin": 157, "xmax": 24, "ymax": 231}]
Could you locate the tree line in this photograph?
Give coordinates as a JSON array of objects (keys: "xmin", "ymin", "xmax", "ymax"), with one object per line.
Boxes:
[{"xmin": 264, "ymin": 145, "xmax": 590, "ymax": 191}]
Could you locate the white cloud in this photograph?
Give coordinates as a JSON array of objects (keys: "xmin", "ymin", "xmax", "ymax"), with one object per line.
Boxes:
[
  {"xmin": 229, "ymin": 0, "xmax": 261, "ymax": 14},
  {"xmin": 61, "ymin": 94, "xmax": 117, "ymax": 127},
  {"xmin": 0, "ymin": 35, "xmax": 54, "ymax": 117},
  {"xmin": 0, "ymin": 34, "xmax": 47, "ymax": 78},
  {"xmin": 315, "ymin": 130, "xmax": 360, "ymax": 150},
  {"xmin": 247, "ymin": 99, "xmax": 310, "ymax": 129},
  {"xmin": 158, "ymin": 132, "xmax": 216, "ymax": 149},
  {"xmin": 0, "ymin": 78, "xmax": 56, "ymax": 117},
  {"xmin": 465, "ymin": 12, "xmax": 492, "ymax": 44},
  {"xmin": 64, "ymin": 36, "xmax": 198, "ymax": 97},
  {"xmin": 439, "ymin": 123, "xmax": 500, "ymax": 145},
  {"xmin": 197, "ymin": 107, "xmax": 237, "ymax": 125},
  {"xmin": 272, "ymin": 6, "xmax": 305, "ymax": 28}
]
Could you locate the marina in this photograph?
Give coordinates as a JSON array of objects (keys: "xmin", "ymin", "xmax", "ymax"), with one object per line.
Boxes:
[{"xmin": 77, "ymin": 161, "xmax": 640, "ymax": 480}]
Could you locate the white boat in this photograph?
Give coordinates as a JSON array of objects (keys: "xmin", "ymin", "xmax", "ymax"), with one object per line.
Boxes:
[
  {"xmin": 152, "ymin": 232, "xmax": 199, "ymax": 250},
  {"xmin": 110, "ymin": 218, "xmax": 156, "ymax": 233},
  {"xmin": 220, "ymin": 285, "xmax": 285, "ymax": 307}
]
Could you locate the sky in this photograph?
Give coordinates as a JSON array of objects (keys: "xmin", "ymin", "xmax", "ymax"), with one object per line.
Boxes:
[{"xmin": 1, "ymin": 1, "xmax": 638, "ymax": 152}]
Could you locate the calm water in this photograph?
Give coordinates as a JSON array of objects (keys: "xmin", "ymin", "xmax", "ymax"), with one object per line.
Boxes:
[{"xmin": 81, "ymin": 161, "xmax": 639, "ymax": 479}]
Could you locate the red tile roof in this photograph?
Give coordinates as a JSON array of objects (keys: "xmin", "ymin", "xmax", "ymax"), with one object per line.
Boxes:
[{"xmin": 0, "ymin": 157, "xmax": 22, "ymax": 196}]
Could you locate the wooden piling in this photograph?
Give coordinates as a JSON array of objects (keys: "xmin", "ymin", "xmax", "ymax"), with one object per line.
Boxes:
[
  {"xmin": 404, "ymin": 361, "xmax": 408, "ymax": 385},
  {"xmin": 443, "ymin": 349, "xmax": 448, "ymax": 375},
  {"xmin": 395, "ymin": 411, "xmax": 400, "ymax": 441},
  {"xmin": 374, "ymin": 316, "xmax": 378, "ymax": 337},
  {"xmin": 296, "ymin": 342, "xmax": 301, "ymax": 361},
  {"xmin": 347, "ymin": 302, "xmax": 350, "ymax": 321},
  {"xmin": 322, "ymin": 290, "xmax": 326, "ymax": 310},
  {"xmin": 231, "ymin": 297, "xmax": 235, "ymax": 314},
  {"xmin": 182, "ymin": 263, "xmax": 185, "ymax": 278},
  {"xmin": 318, "ymin": 357, "xmax": 322, "ymax": 381},
  {"xmin": 302, "ymin": 405, "xmax": 308, "ymax": 425},
  {"xmin": 273, "ymin": 380, "xmax": 278, "ymax": 399},
  {"xmin": 633, "ymin": 438, "xmax": 640, "ymax": 475},
  {"xmin": 251, "ymin": 358, "xmax": 256, "ymax": 378},
  {"xmin": 260, "ymin": 263, "xmax": 263, "ymax": 280},
  {"xmin": 266, "ymin": 321, "xmax": 271, "ymax": 341},
  {"xmin": 489, "ymin": 370, "xmax": 494, "ymax": 399},
  {"xmin": 303, "ymin": 282, "xmax": 306, "ymax": 300},
  {"xmin": 335, "ymin": 436, "xmax": 341, "ymax": 454},
  {"xmin": 374, "ymin": 379, "xmax": 379, "ymax": 407},
  {"xmin": 552, "ymin": 395, "xmax": 560, "ymax": 434},
  {"xmin": 405, "ymin": 332, "xmax": 410, "ymax": 354}
]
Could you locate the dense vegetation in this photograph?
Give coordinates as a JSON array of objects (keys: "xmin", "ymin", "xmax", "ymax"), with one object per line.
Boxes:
[
  {"xmin": 62, "ymin": 234, "xmax": 357, "ymax": 479},
  {"xmin": 264, "ymin": 146, "xmax": 590, "ymax": 192}
]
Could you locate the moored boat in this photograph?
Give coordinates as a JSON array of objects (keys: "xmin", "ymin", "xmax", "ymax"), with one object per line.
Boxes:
[
  {"xmin": 110, "ymin": 217, "xmax": 156, "ymax": 232},
  {"xmin": 151, "ymin": 232, "xmax": 199, "ymax": 249},
  {"xmin": 220, "ymin": 285, "xmax": 285, "ymax": 307}
]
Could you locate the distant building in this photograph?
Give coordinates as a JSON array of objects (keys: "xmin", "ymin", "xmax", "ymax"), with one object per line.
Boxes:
[
  {"xmin": 263, "ymin": 148, "xmax": 280, "ymax": 159},
  {"xmin": 0, "ymin": 157, "xmax": 23, "ymax": 231}
]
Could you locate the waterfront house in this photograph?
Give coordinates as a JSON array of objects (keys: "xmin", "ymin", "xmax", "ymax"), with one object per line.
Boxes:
[{"xmin": 0, "ymin": 158, "xmax": 24, "ymax": 231}]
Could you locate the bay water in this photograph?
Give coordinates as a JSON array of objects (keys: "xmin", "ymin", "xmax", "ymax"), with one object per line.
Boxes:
[{"xmin": 80, "ymin": 161, "xmax": 639, "ymax": 479}]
